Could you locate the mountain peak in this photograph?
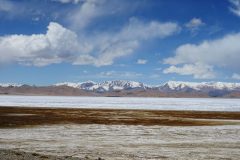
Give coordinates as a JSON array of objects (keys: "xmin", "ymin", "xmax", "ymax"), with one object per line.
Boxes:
[
  {"xmin": 54, "ymin": 80, "xmax": 145, "ymax": 92},
  {"xmin": 1, "ymin": 80, "xmax": 240, "ymax": 97},
  {"xmin": 0, "ymin": 83, "xmax": 22, "ymax": 87},
  {"xmin": 2, "ymin": 80, "xmax": 240, "ymax": 93},
  {"xmin": 162, "ymin": 81, "xmax": 240, "ymax": 91}
]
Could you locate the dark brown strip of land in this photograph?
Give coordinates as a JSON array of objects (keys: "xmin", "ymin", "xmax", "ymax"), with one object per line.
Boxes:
[{"xmin": 0, "ymin": 106, "xmax": 240, "ymax": 128}]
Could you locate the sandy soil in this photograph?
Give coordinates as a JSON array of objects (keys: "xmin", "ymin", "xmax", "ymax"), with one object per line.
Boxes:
[{"xmin": 1, "ymin": 106, "xmax": 240, "ymax": 128}]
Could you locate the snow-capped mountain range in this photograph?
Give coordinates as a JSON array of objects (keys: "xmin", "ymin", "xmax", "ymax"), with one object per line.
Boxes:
[
  {"xmin": 160, "ymin": 81, "xmax": 240, "ymax": 91},
  {"xmin": 1, "ymin": 80, "xmax": 240, "ymax": 97},
  {"xmin": 54, "ymin": 80, "xmax": 240, "ymax": 92},
  {"xmin": 55, "ymin": 80, "xmax": 147, "ymax": 92},
  {"xmin": 1, "ymin": 80, "xmax": 240, "ymax": 92},
  {"xmin": 0, "ymin": 83, "xmax": 22, "ymax": 87}
]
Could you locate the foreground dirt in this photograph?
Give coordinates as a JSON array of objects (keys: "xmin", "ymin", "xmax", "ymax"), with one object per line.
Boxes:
[
  {"xmin": 0, "ymin": 149, "xmax": 104, "ymax": 160},
  {"xmin": 0, "ymin": 106, "xmax": 240, "ymax": 128},
  {"xmin": 1, "ymin": 124, "xmax": 240, "ymax": 160}
]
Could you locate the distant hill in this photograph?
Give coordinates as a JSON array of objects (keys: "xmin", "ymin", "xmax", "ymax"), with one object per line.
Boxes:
[{"xmin": 1, "ymin": 80, "xmax": 240, "ymax": 98}]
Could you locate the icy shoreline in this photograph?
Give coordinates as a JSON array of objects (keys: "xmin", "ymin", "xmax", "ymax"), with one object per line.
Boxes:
[{"xmin": 1, "ymin": 95, "xmax": 240, "ymax": 111}]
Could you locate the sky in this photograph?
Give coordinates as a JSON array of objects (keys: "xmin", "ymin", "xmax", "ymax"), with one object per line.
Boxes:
[{"xmin": 0, "ymin": 0, "xmax": 240, "ymax": 85}]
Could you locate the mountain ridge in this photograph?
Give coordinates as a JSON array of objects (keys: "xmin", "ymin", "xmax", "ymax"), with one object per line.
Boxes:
[
  {"xmin": 54, "ymin": 80, "xmax": 240, "ymax": 91},
  {"xmin": 1, "ymin": 80, "xmax": 240, "ymax": 98}
]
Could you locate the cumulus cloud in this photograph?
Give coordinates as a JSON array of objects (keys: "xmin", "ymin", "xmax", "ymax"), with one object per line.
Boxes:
[
  {"xmin": 73, "ymin": 18, "xmax": 180, "ymax": 66},
  {"xmin": 229, "ymin": 0, "xmax": 240, "ymax": 17},
  {"xmin": 0, "ymin": 19, "xmax": 179, "ymax": 67},
  {"xmin": 163, "ymin": 63, "xmax": 215, "ymax": 79},
  {"xmin": 0, "ymin": 22, "xmax": 81, "ymax": 66},
  {"xmin": 185, "ymin": 18, "xmax": 205, "ymax": 32},
  {"xmin": 163, "ymin": 32, "xmax": 240, "ymax": 79},
  {"xmin": 232, "ymin": 73, "xmax": 240, "ymax": 80},
  {"xmin": 164, "ymin": 33, "xmax": 240, "ymax": 67},
  {"xmin": 0, "ymin": 0, "xmax": 180, "ymax": 67},
  {"xmin": 137, "ymin": 59, "xmax": 148, "ymax": 64}
]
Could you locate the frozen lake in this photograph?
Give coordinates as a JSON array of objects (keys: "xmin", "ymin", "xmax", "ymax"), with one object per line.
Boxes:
[{"xmin": 0, "ymin": 95, "xmax": 240, "ymax": 111}]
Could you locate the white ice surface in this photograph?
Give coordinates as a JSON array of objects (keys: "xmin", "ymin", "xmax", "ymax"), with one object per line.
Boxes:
[{"xmin": 0, "ymin": 95, "xmax": 240, "ymax": 111}]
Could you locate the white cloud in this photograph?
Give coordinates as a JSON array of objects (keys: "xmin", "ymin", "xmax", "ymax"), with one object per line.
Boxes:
[
  {"xmin": 73, "ymin": 18, "xmax": 180, "ymax": 66},
  {"xmin": 67, "ymin": 0, "xmax": 111, "ymax": 30},
  {"xmin": 0, "ymin": 0, "xmax": 26, "ymax": 17},
  {"xmin": 0, "ymin": 19, "xmax": 179, "ymax": 67},
  {"xmin": 164, "ymin": 33, "xmax": 240, "ymax": 71},
  {"xmin": 98, "ymin": 71, "xmax": 142, "ymax": 78},
  {"xmin": 232, "ymin": 73, "xmax": 240, "ymax": 80},
  {"xmin": 163, "ymin": 63, "xmax": 215, "ymax": 79},
  {"xmin": 0, "ymin": 0, "xmax": 180, "ymax": 67},
  {"xmin": 72, "ymin": 39, "xmax": 139, "ymax": 67},
  {"xmin": 67, "ymin": 0, "xmax": 146, "ymax": 31},
  {"xmin": 163, "ymin": 33, "xmax": 240, "ymax": 78},
  {"xmin": 0, "ymin": 0, "xmax": 14, "ymax": 12},
  {"xmin": 0, "ymin": 22, "xmax": 81, "ymax": 66},
  {"xmin": 185, "ymin": 18, "xmax": 205, "ymax": 32},
  {"xmin": 137, "ymin": 59, "xmax": 148, "ymax": 64},
  {"xmin": 229, "ymin": 0, "xmax": 240, "ymax": 17},
  {"xmin": 120, "ymin": 18, "xmax": 181, "ymax": 40},
  {"xmin": 0, "ymin": 1, "xmax": 61, "ymax": 21}
]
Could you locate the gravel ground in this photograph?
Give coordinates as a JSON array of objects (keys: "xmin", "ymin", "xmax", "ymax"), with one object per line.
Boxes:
[
  {"xmin": 0, "ymin": 149, "xmax": 104, "ymax": 160},
  {"xmin": 1, "ymin": 124, "xmax": 240, "ymax": 160}
]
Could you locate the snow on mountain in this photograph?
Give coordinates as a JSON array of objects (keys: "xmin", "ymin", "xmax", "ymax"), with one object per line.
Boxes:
[
  {"xmin": 2, "ymin": 80, "xmax": 239, "ymax": 92},
  {"xmin": 1, "ymin": 80, "xmax": 240, "ymax": 97},
  {"xmin": 55, "ymin": 81, "xmax": 96, "ymax": 89},
  {"xmin": 0, "ymin": 83, "xmax": 22, "ymax": 87},
  {"xmin": 161, "ymin": 81, "xmax": 240, "ymax": 91},
  {"xmin": 55, "ymin": 82, "xmax": 82, "ymax": 88},
  {"xmin": 98, "ymin": 80, "xmax": 145, "ymax": 91},
  {"xmin": 50, "ymin": 80, "xmax": 240, "ymax": 92},
  {"xmin": 55, "ymin": 80, "xmax": 146, "ymax": 92}
]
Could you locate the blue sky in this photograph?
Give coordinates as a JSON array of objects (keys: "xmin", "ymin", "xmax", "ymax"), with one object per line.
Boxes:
[{"xmin": 1, "ymin": 0, "xmax": 240, "ymax": 85}]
